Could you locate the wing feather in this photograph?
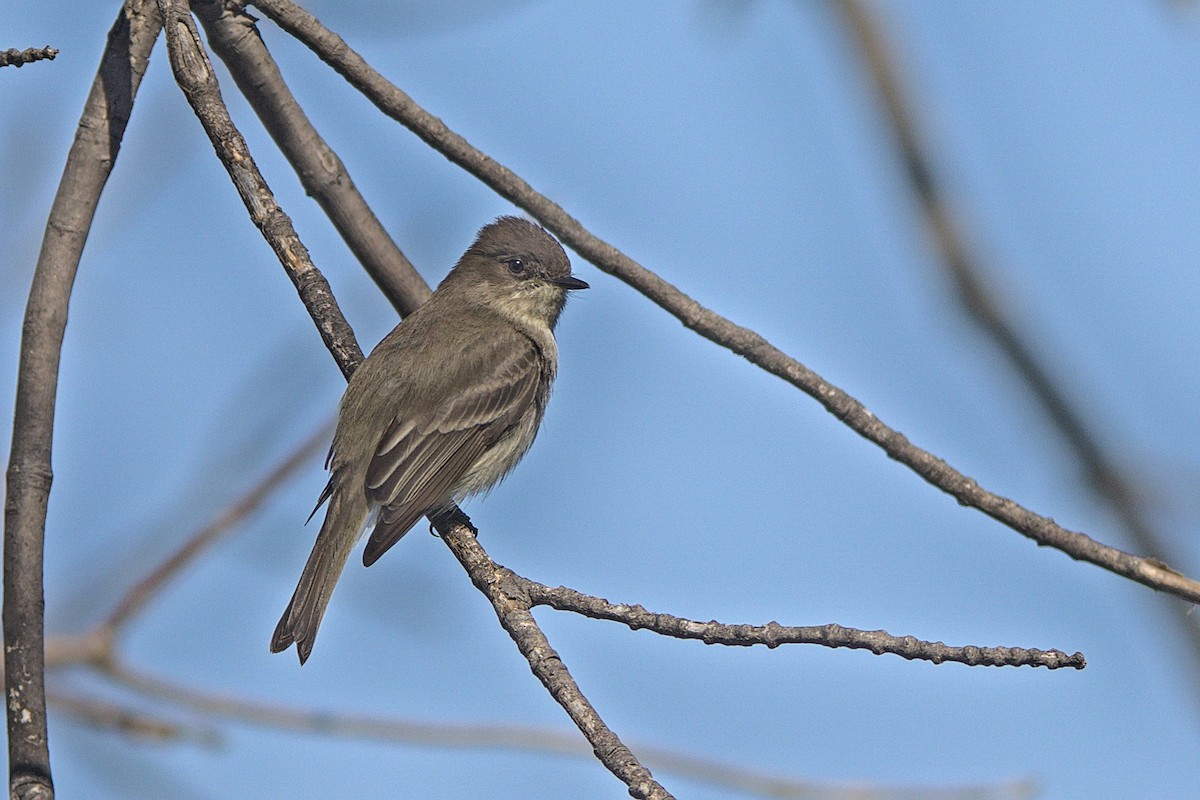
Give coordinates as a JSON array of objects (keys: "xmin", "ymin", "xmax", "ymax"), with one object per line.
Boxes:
[{"xmin": 360, "ymin": 338, "xmax": 543, "ymax": 566}]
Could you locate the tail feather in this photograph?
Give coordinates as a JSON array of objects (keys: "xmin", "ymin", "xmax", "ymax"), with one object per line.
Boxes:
[{"xmin": 271, "ymin": 491, "xmax": 367, "ymax": 664}]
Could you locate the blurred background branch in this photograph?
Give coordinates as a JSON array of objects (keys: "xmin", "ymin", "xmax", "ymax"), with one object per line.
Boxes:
[{"xmin": 836, "ymin": 0, "xmax": 1200, "ymax": 704}]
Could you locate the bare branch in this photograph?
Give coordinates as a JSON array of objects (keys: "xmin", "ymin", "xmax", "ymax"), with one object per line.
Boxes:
[
  {"xmin": 156, "ymin": 0, "xmax": 363, "ymax": 378},
  {"xmin": 432, "ymin": 509, "xmax": 673, "ymax": 800},
  {"xmin": 4, "ymin": 3, "xmax": 160, "ymax": 798},
  {"xmin": 526, "ymin": 582, "xmax": 1085, "ymax": 670},
  {"xmin": 247, "ymin": 0, "xmax": 1200, "ymax": 606},
  {"xmin": 192, "ymin": 0, "xmax": 431, "ymax": 315},
  {"xmin": 0, "ymin": 46, "xmax": 59, "ymax": 68}
]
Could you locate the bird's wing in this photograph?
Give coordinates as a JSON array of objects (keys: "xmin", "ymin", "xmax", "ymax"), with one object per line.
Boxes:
[{"xmin": 361, "ymin": 337, "xmax": 542, "ymax": 565}]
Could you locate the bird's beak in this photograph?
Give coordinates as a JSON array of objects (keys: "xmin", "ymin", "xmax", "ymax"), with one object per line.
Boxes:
[{"xmin": 550, "ymin": 275, "xmax": 589, "ymax": 291}]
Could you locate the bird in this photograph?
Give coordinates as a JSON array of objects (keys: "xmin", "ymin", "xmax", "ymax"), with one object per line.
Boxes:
[{"xmin": 271, "ymin": 216, "xmax": 588, "ymax": 664}]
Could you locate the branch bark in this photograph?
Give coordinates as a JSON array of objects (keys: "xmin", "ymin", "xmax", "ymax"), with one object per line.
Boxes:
[
  {"xmin": 191, "ymin": 0, "xmax": 431, "ymax": 315},
  {"xmin": 248, "ymin": 0, "xmax": 1200, "ymax": 606},
  {"xmin": 3, "ymin": 3, "xmax": 161, "ymax": 798},
  {"xmin": 0, "ymin": 47, "xmax": 59, "ymax": 68},
  {"xmin": 156, "ymin": 0, "xmax": 362, "ymax": 378}
]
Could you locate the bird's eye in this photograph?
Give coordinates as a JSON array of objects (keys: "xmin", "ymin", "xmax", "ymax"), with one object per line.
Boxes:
[{"xmin": 504, "ymin": 258, "xmax": 526, "ymax": 276}]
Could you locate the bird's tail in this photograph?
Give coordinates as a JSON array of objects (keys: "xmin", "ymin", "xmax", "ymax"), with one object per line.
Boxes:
[{"xmin": 271, "ymin": 491, "xmax": 368, "ymax": 664}]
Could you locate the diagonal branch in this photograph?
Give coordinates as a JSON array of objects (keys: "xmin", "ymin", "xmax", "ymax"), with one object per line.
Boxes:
[
  {"xmin": 191, "ymin": 0, "xmax": 431, "ymax": 315},
  {"xmin": 247, "ymin": 0, "xmax": 1200, "ymax": 606},
  {"xmin": 836, "ymin": 0, "xmax": 1200, "ymax": 687},
  {"xmin": 100, "ymin": 420, "xmax": 333, "ymax": 636},
  {"xmin": 156, "ymin": 0, "xmax": 362, "ymax": 378},
  {"xmin": 3, "ymin": 3, "xmax": 161, "ymax": 798}
]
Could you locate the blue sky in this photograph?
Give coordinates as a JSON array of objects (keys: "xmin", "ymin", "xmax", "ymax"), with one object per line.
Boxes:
[{"xmin": 4, "ymin": 2, "xmax": 1200, "ymax": 798}]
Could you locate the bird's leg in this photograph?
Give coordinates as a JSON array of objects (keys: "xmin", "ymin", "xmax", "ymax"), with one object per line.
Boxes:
[{"xmin": 429, "ymin": 506, "xmax": 478, "ymax": 538}]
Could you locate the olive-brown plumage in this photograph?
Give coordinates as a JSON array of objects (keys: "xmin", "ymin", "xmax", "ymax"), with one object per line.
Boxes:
[{"xmin": 271, "ymin": 217, "xmax": 587, "ymax": 664}]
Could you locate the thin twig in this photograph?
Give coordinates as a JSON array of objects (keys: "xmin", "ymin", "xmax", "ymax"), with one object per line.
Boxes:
[
  {"xmin": 836, "ymin": 0, "xmax": 1200, "ymax": 684},
  {"xmin": 101, "ymin": 419, "xmax": 333, "ymax": 635},
  {"xmin": 432, "ymin": 509, "xmax": 674, "ymax": 800},
  {"xmin": 0, "ymin": 46, "xmax": 59, "ymax": 68},
  {"xmin": 192, "ymin": 0, "xmax": 431, "ymax": 315},
  {"xmin": 526, "ymin": 581, "xmax": 1085, "ymax": 670},
  {"xmin": 247, "ymin": 0, "xmax": 1200, "ymax": 606},
  {"xmin": 4, "ymin": 3, "xmax": 160, "ymax": 798}
]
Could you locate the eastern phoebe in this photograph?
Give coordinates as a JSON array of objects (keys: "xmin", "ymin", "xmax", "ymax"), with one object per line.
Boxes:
[{"xmin": 271, "ymin": 216, "xmax": 588, "ymax": 664}]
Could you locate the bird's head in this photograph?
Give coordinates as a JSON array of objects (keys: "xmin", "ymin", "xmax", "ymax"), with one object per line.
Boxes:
[{"xmin": 443, "ymin": 216, "xmax": 588, "ymax": 330}]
